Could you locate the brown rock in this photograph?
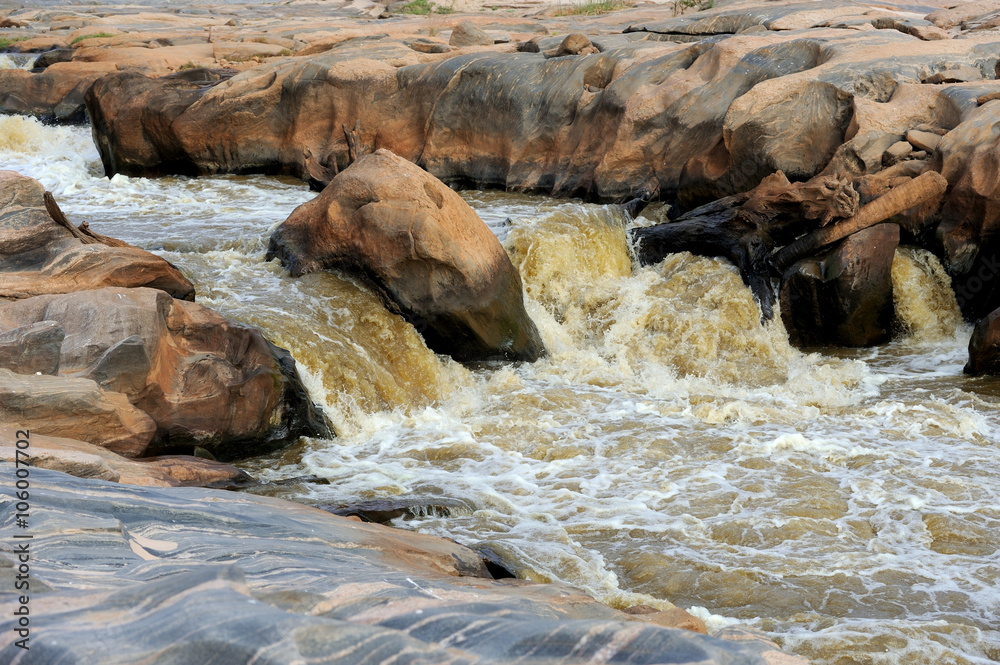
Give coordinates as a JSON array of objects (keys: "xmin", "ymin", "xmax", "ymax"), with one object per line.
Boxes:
[
  {"xmin": 883, "ymin": 140, "xmax": 912, "ymax": 165},
  {"xmin": 0, "ymin": 426, "xmax": 252, "ymax": 487},
  {"xmin": 905, "ymin": 129, "xmax": 941, "ymax": 152},
  {"xmin": 449, "ymin": 20, "xmax": 494, "ymax": 47},
  {"xmin": 780, "ymin": 223, "xmax": 900, "ymax": 347},
  {"xmin": 624, "ymin": 605, "xmax": 708, "ymax": 633},
  {"xmin": 937, "ymin": 101, "xmax": 1000, "ymax": 319},
  {"xmin": 545, "ymin": 33, "xmax": 597, "ymax": 57},
  {"xmin": 267, "ymin": 149, "xmax": 544, "ymax": 363},
  {"xmin": 0, "ymin": 61, "xmax": 117, "ymax": 121},
  {"xmin": 0, "ymin": 287, "xmax": 328, "ymax": 459},
  {"xmin": 965, "ymin": 307, "xmax": 1000, "ymax": 374},
  {"xmin": 0, "ymin": 368, "xmax": 157, "ymax": 457},
  {"xmin": 0, "ymin": 171, "xmax": 195, "ymax": 300}
]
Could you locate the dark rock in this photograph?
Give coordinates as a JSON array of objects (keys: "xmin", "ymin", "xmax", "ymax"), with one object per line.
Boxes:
[
  {"xmin": 31, "ymin": 48, "xmax": 74, "ymax": 70},
  {"xmin": 965, "ymin": 307, "xmax": 1000, "ymax": 374},
  {"xmin": 0, "ymin": 320, "xmax": 64, "ymax": 375},
  {"xmin": 317, "ymin": 496, "xmax": 474, "ymax": 524},
  {"xmin": 937, "ymin": 99, "xmax": 1000, "ymax": 320},
  {"xmin": 267, "ymin": 149, "xmax": 545, "ymax": 363},
  {"xmin": 779, "ymin": 223, "xmax": 900, "ymax": 347},
  {"xmin": 0, "ymin": 467, "xmax": 808, "ymax": 665}
]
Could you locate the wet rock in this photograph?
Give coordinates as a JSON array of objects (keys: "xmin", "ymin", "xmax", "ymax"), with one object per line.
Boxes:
[
  {"xmin": 268, "ymin": 149, "xmax": 544, "ymax": 363},
  {"xmin": 624, "ymin": 604, "xmax": 708, "ymax": 633},
  {"xmin": 449, "ymin": 20, "xmax": 493, "ymax": 47},
  {"xmin": 0, "ymin": 467, "xmax": 808, "ymax": 665},
  {"xmin": 0, "ymin": 321, "xmax": 64, "ymax": 376},
  {"xmin": 965, "ymin": 307, "xmax": 1000, "ymax": 374},
  {"xmin": 0, "ymin": 369, "xmax": 157, "ymax": 457},
  {"xmin": 31, "ymin": 48, "xmax": 75, "ymax": 70},
  {"xmin": 0, "ymin": 171, "xmax": 195, "ymax": 301},
  {"xmin": 0, "ymin": 426, "xmax": 251, "ymax": 487},
  {"xmin": 780, "ymin": 223, "xmax": 900, "ymax": 347},
  {"xmin": 0, "ymin": 61, "xmax": 117, "ymax": 122},
  {"xmin": 317, "ymin": 496, "xmax": 474, "ymax": 524},
  {"xmin": 0, "ymin": 287, "xmax": 328, "ymax": 460}
]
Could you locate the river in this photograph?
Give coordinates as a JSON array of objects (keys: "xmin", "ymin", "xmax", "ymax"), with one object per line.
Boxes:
[{"xmin": 2, "ymin": 114, "xmax": 998, "ymax": 665}]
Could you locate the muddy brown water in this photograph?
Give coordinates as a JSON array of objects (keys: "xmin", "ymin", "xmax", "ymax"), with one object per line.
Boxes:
[{"xmin": 3, "ymin": 115, "xmax": 999, "ymax": 664}]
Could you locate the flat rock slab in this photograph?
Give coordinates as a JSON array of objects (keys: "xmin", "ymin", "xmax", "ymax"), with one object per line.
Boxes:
[{"xmin": 0, "ymin": 467, "xmax": 805, "ymax": 665}]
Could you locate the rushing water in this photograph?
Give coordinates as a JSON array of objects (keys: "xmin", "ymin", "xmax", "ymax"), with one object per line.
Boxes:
[{"xmin": 3, "ymin": 115, "xmax": 999, "ymax": 665}]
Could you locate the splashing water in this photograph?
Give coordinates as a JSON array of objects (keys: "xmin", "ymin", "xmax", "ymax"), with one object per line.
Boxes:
[{"xmin": 2, "ymin": 115, "xmax": 999, "ymax": 665}]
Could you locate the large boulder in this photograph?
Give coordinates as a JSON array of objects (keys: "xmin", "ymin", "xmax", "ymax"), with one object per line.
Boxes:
[
  {"xmin": 0, "ymin": 288, "xmax": 328, "ymax": 459},
  {"xmin": 267, "ymin": 150, "xmax": 544, "ymax": 363},
  {"xmin": 0, "ymin": 171, "xmax": 195, "ymax": 301},
  {"xmin": 780, "ymin": 223, "xmax": 900, "ymax": 347},
  {"xmin": 936, "ymin": 99, "xmax": 1000, "ymax": 320},
  {"xmin": 965, "ymin": 307, "xmax": 1000, "ymax": 375},
  {"xmin": 0, "ymin": 466, "xmax": 807, "ymax": 665}
]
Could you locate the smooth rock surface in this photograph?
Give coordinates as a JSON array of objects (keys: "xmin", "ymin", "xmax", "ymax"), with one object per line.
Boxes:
[
  {"xmin": 268, "ymin": 149, "xmax": 544, "ymax": 363},
  {"xmin": 0, "ymin": 467, "xmax": 806, "ymax": 665}
]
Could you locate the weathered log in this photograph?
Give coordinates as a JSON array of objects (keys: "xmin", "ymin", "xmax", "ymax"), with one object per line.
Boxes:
[
  {"xmin": 630, "ymin": 172, "xmax": 859, "ymax": 320},
  {"xmin": 771, "ymin": 171, "xmax": 948, "ymax": 273},
  {"xmin": 44, "ymin": 191, "xmax": 131, "ymax": 248}
]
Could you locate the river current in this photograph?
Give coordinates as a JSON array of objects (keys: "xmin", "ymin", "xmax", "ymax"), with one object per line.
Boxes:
[{"xmin": 2, "ymin": 114, "xmax": 998, "ymax": 665}]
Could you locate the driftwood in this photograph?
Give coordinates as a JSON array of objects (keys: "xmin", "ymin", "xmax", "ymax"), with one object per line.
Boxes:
[
  {"xmin": 630, "ymin": 171, "xmax": 859, "ymax": 320},
  {"xmin": 771, "ymin": 171, "xmax": 948, "ymax": 272},
  {"xmin": 44, "ymin": 192, "xmax": 130, "ymax": 248},
  {"xmin": 631, "ymin": 169, "xmax": 949, "ymax": 321}
]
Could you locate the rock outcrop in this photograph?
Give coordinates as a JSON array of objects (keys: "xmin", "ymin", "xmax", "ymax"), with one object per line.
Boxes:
[
  {"xmin": 780, "ymin": 223, "xmax": 900, "ymax": 347},
  {"xmin": 0, "ymin": 466, "xmax": 807, "ymax": 665},
  {"xmin": 965, "ymin": 307, "xmax": 1000, "ymax": 375},
  {"xmin": 268, "ymin": 150, "xmax": 544, "ymax": 363},
  {"xmin": 0, "ymin": 171, "xmax": 195, "ymax": 301},
  {"xmin": 0, "ymin": 176, "xmax": 328, "ymax": 461},
  {"xmin": 0, "ymin": 287, "xmax": 327, "ymax": 459}
]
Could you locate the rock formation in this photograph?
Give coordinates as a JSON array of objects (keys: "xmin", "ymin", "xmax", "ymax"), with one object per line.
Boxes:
[
  {"xmin": 0, "ymin": 170, "xmax": 195, "ymax": 300},
  {"xmin": 268, "ymin": 149, "xmax": 544, "ymax": 363},
  {"xmin": 0, "ymin": 466, "xmax": 807, "ymax": 665},
  {"xmin": 0, "ymin": 176, "xmax": 329, "ymax": 462}
]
